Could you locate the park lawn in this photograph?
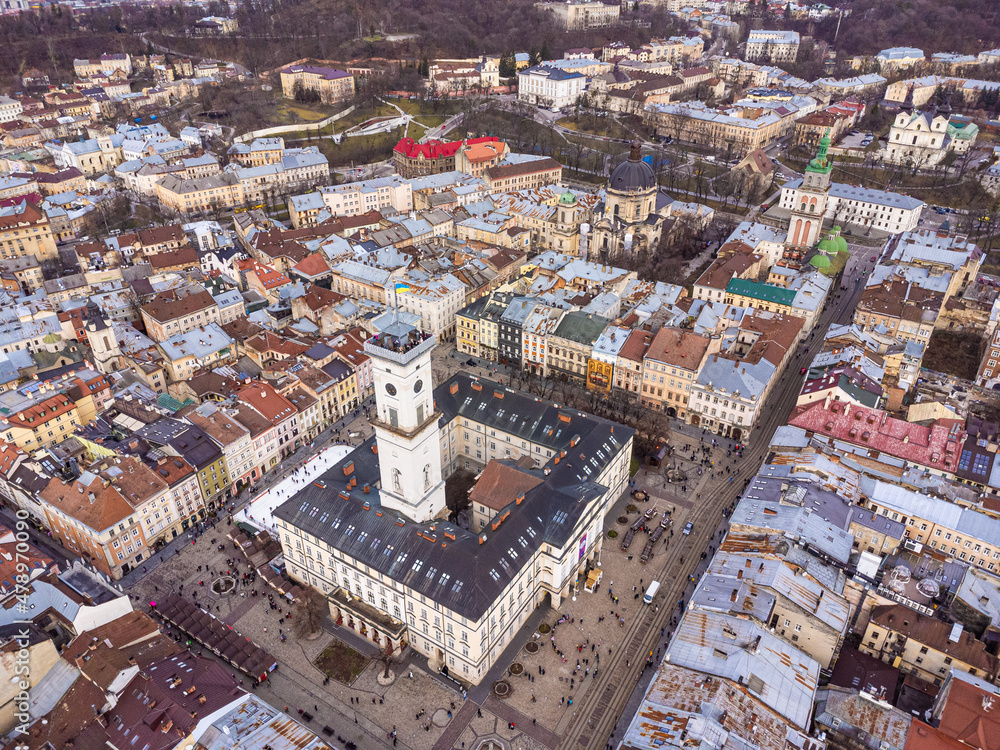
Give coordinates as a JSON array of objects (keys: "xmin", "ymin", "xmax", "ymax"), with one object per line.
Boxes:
[
  {"xmin": 415, "ymin": 115, "xmax": 447, "ymax": 129},
  {"xmin": 557, "ymin": 118, "xmax": 607, "ymax": 133},
  {"xmin": 275, "ymin": 102, "xmax": 336, "ymax": 124},
  {"xmin": 315, "ymin": 639, "xmax": 370, "ymax": 685},
  {"xmin": 390, "ymin": 97, "xmax": 463, "ymax": 117},
  {"xmin": 564, "ymin": 133, "xmax": 630, "ymax": 157},
  {"xmin": 557, "ymin": 117, "xmax": 632, "ymax": 140},
  {"xmin": 318, "ymin": 127, "xmax": 403, "ymax": 169},
  {"xmin": 334, "ymin": 104, "xmax": 410, "ymax": 133}
]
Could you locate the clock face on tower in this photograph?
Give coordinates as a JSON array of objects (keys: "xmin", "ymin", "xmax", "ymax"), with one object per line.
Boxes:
[
  {"xmin": 414, "ymin": 379, "xmax": 423, "ymax": 393},
  {"xmin": 385, "ymin": 383, "xmax": 397, "ymax": 396}
]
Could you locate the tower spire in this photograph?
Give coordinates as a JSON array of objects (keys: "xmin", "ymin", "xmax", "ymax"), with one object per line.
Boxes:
[
  {"xmin": 806, "ymin": 129, "xmax": 832, "ymax": 175},
  {"xmin": 900, "ymin": 84, "xmax": 914, "ymax": 116},
  {"xmin": 936, "ymin": 89, "xmax": 953, "ymax": 120}
]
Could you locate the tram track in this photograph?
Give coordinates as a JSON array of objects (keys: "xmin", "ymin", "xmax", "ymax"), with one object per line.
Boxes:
[{"xmin": 559, "ymin": 279, "xmax": 864, "ymax": 750}]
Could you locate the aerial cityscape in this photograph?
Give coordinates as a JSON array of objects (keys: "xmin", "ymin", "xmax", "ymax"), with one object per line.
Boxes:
[{"xmin": 0, "ymin": 0, "xmax": 998, "ymax": 749}]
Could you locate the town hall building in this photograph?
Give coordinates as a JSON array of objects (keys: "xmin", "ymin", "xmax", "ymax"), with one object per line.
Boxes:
[{"xmin": 273, "ymin": 319, "xmax": 633, "ymax": 683}]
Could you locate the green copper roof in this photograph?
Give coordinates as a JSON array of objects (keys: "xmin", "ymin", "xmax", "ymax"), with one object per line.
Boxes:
[
  {"xmin": 157, "ymin": 393, "xmax": 196, "ymax": 412},
  {"xmin": 558, "ymin": 189, "xmax": 577, "ymax": 205},
  {"xmin": 809, "ymin": 254, "xmax": 831, "ymax": 268},
  {"xmin": 806, "ymin": 129, "xmax": 833, "ymax": 175},
  {"xmin": 726, "ymin": 278, "xmax": 797, "ymax": 306},
  {"xmin": 817, "ymin": 236, "xmax": 838, "ymax": 254},
  {"xmin": 817, "ymin": 230, "xmax": 849, "ymax": 255}
]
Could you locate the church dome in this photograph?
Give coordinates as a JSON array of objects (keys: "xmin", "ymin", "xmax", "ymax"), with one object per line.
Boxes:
[
  {"xmin": 817, "ymin": 235, "xmax": 838, "ymax": 254},
  {"xmin": 608, "ymin": 141, "xmax": 656, "ymax": 193},
  {"xmin": 558, "ymin": 189, "xmax": 577, "ymax": 205},
  {"xmin": 809, "ymin": 254, "xmax": 831, "ymax": 269}
]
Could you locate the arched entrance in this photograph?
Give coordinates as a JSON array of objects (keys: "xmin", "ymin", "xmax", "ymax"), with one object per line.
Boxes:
[{"xmin": 666, "ymin": 407, "xmax": 677, "ymax": 418}]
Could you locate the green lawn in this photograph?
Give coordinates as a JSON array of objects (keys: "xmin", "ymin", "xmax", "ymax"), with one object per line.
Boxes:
[
  {"xmin": 389, "ymin": 98, "xmax": 463, "ymax": 118},
  {"xmin": 557, "ymin": 116, "xmax": 633, "ymax": 141},
  {"xmin": 415, "ymin": 115, "xmax": 447, "ymax": 128},
  {"xmin": 318, "ymin": 126, "xmax": 404, "ymax": 169},
  {"xmin": 278, "ymin": 102, "xmax": 335, "ymax": 123}
]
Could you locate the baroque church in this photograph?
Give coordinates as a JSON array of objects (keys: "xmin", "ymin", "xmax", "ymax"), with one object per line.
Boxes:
[
  {"xmin": 591, "ymin": 141, "xmax": 675, "ymax": 260},
  {"xmin": 882, "ymin": 88, "xmax": 978, "ymax": 167}
]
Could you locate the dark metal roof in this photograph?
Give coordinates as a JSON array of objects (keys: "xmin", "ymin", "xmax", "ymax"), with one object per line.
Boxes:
[
  {"xmin": 608, "ymin": 151, "xmax": 656, "ymax": 193},
  {"xmin": 273, "ymin": 373, "xmax": 634, "ymax": 620}
]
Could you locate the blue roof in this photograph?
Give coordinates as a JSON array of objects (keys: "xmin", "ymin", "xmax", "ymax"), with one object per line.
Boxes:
[{"xmin": 521, "ymin": 65, "xmax": 585, "ymax": 81}]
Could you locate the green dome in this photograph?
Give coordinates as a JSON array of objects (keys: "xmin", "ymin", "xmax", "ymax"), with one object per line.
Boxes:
[
  {"xmin": 558, "ymin": 190, "xmax": 577, "ymax": 206},
  {"xmin": 817, "ymin": 236, "xmax": 838, "ymax": 254},
  {"xmin": 809, "ymin": 254, "xmax": 831, "ymax": 268},
  {"xmin": 834, "ymin": 235, "xmax": 849, "ymax": 254}
]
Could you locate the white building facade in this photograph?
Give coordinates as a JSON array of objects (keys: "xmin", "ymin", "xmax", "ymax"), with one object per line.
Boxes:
[{"xmin": 517, "ymin": 66, "xmax": 586, "ymax": 109}]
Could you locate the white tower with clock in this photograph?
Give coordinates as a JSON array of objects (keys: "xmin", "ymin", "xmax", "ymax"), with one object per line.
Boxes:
[{"xmin": 363, "ymin": 320, "xmax": 446, "ymax": 523}]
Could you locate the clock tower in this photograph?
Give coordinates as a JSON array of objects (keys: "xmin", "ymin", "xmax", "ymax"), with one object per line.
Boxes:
[
  {"xmin": 363, "ymin": 319, "xmax": 446, "ymax": 523},
  {"xmin": 786, "ymin": 129, "xmax": 833, "ymax": 248}
]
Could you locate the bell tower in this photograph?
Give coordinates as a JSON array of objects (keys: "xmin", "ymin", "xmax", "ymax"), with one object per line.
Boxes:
[
  {"xmin": 363, "ymin": 319, "xmax": 446, "ymax": 523},
  {"xmin": 786, "ymin": 129, "xmax": 833, "ymax": 248}
]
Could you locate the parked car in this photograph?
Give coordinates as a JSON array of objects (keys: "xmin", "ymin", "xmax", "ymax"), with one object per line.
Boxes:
[
  {"xmin": 799, "ymin": 367, "xmax": 807, "ymax": 375},
  {"xmin": 683, "ymin": 522, "xmax": 693, "ymax": 536}
]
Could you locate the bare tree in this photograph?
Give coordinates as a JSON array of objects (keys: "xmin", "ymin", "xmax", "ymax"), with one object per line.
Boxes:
[{"xmin": 292, "ymin": 587, "xmax": 328, "ymax": 638}]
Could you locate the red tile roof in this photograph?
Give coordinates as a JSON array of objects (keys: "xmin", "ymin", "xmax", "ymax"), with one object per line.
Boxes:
[
  {"xmin": 645, "ymin": 326, "xmax": 710, "ymax": 371},
  {"xmin": 393, "ymin": 136, "xmax": 501, "ymax": 160},
  {"xmin": 0, "ymin": 200, "xmax": 45, "ymax": 229},
  {"xmin": 239, "ymin": 260, "xmax": 291, "ymax": 290},
  {"xmin": 788, "ymin": 399, "xmax": 966, "ymax": 473},
  {"xmin": 147, "ymin": 245, "xmax": 199, "ymax": 270},
  {"xmin": 291, "ymin": 253, "xmax": 330, "ymax": 279},
  {"xmin": 138, "ymin": 224, "xmax": 186, "ymax": 248},
  {"xmin": 237, "ymin": 381, "xmax": 298, "ymax": 425},
  {"xmin": 618, "ymin": 329, "xmax": 654, "ymax": 363},
  {"xmin": 934, "ymin": 674, "xmax": 1000, "ymax": 750},
  {"xmin": 470, "ymin": 461, "xmax": 543, "ymax": 512},
  {"xmin": 906, "ymin": 721, "xmax": 967, "ymax": 750},
  {"xmin": 8, "ymin": 392, "xmax": 76, "ymax": 429},
  {"xmin": 694, "ymin": 244, "xmax": 759, "ymax": 291}
]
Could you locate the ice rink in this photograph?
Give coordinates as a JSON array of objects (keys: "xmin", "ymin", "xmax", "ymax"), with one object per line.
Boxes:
[{"xmin": 234, "ymin": 444, "xmax": 353, "ymax": 534}]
